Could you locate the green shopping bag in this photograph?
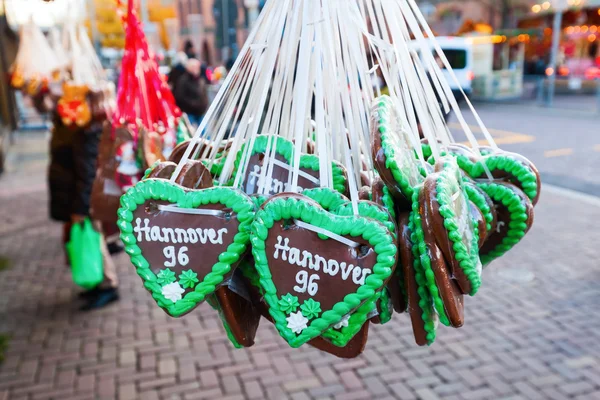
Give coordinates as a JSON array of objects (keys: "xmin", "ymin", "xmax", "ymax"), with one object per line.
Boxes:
[{"xmin": 66, "ymin": 218, "xmax": 104, "ymax": 289}]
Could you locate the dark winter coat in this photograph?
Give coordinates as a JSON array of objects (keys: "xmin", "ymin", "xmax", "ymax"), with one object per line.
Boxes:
[
  {"xmin": 173, "ymin": 72, "xmax": 209, "ymax": 117},
  {"xmin": 48, "ymin": 113, "xmax": 101, "ymax": 222},
  {"xmin": 167, "ymin": 64, "xmax": 186, "ymax": 91}
]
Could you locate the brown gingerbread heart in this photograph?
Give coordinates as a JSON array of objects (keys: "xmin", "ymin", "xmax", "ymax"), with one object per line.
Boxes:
[
  {"xmin": 419, "ymin": 186, "xmax": 465, "ymax": 328},
  {"xmin": 399, "ymin": 212, "xmax": 430, "ymax": 346},
  {"xmin": 422, "ymin": 175, "xmax": 477, "ymax": 297}
]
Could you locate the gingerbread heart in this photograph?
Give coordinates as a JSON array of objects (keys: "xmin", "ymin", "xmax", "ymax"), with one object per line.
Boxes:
[
  {"xmin": 278, "ymin": 189, "xmax": 395, "ymax": 340},
  {"xmin": 424, "ymin": 159, "xmax": 482, "ymax": 296},
  {"xmin": 117, "ymin": 180, "xmax": 256, "ymax": 317},
  {"xmin": 464, "ymin": 181, "xmax": 497, "ymax": 243},
  {"xmin": 477, "ymin": 181, "xmax": 534, "ymax": 265},
  {"xmin": 303, "ymin": 189, "xmax": 392, "ymax": 328},
  {"xmin": 399, "ymin": 211, "xmax": 437, "ymax": 346},
  {"xmin": 231, "ymin": 135, "xmax": 347, "ymax": 198},
  {"xmin": 371, "ymin": 177, "xmax": 405, "ymax": 321},
  {"xmin": 308, "ymin": 321, "xmax": 370, "ymax": 359},
  {"xmin": 250, "ymin": 194, "xmax": 396, "ymax": 347},
  {"xmin": 414, "ymin": 185, "xmax": 465, "ymax": 328},
  {"xmin": 371, "ymin": 96, "xmax": 423, "ymax": 205},
  {"xmin": 334, "ymin": 199, "xmax": 397, "ymax": 327},
  {"xmin": 471, "ymin": 152, "xmax": 540, "ymax": 206},
  {"xmin": 144, "ymin": 161, "xmax": 178, "ymax": 180}
]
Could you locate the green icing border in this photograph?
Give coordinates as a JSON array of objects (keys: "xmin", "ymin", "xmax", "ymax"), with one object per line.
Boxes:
[
  {"xmin": 472, "ymin": 155, "xmax": 538, "ymax": 202},
  {"xmin": 411, "ymin": 187, "xmax": 451, "ymax": 327},
  {"xmin": 231, "ymin": 135, "xmax": 294, "ymax": 182},
  {"xmin": 422, "ymin": 144, "xmax": 476, "ymax": 177},
  {"xmin": 375, "ymin": 95, "xmax": 422, "ymax": 200},
  {"xmin": 250, "ymin": 196, "xmax": 396, "ymax": 348},
  {"xmin": 464, "ymin": 183, "xmax": 493, "ymax": 232},
  {"xmin": 434, "ymin": 162, "xmax": 482, "ymax": 296},
  {"xmin": 117, "ymin": 180, "xmax": 255, "ymax": 317},
  {"xmin": 304, "ymin": 188, "xmax": 395, "ymax": 336},
  {"xmin": 228, "ymin": 136, "xmax": 347, "ymax": 200},
  {"xmin": 377, "ymin": 288, "xmax": 392, "ymax": 324},
  {"xmin": 143, "ymin": 161, "xmax": 162, "ymax": 180},
  {"xmin": 302, "ymin": 188, "xmax": 348, "ymax": 211},
  {"xmin": 299, "ymin": 154, "xmax": 348, "ymax": 195},
  {"xmin": 477, "ymin": 182, "xmax": 531, "ymax": 265},
  {"xmin": 408, "ymin": 209, "xmax": 437, "ymax": 345}
]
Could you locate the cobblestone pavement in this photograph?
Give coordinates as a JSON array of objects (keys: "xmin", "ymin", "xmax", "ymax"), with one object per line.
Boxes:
[{"xmin": 0, "ymin": 132, "xmax": 599, "ymax": 400}]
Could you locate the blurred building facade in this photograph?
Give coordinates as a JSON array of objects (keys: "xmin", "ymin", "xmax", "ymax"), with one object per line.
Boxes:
[
  {"xmin": 422, "ymin": 1, "xmax": 536, "ymax": 35},
  {"xmin": 176, "ymin": 0, "xmax": 248, "ymax": 65}
]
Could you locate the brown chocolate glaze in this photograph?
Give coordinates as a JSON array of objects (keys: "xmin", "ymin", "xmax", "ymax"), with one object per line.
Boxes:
[
  {"xmin": 147, "ymin": 162, "xmax": 178, "ymax": 180},
  {"xmin": 214, "ymin": 286, "xmax": 261, "ymax": 347},
  {"xmin": 423, "ymin": 176, "xmax": 473, "ymax": 296},
  {"xmin": 372, "ymin": 128, "xmax": 410, "ymax": 205},
  {"xmin": 371, "ymin": 177, "xmax": 405, "ymax": 318},
  {"xmin": 386, "ymin": 213, "xmax": 408, "ymax": 314},
  {"xmin": 358, "ymin": 186, "xmax": 372, "ymax": 201},
  {"xmin": 469, "ymin": 200, "xmax": 487, "ymax": 248},
  {"xmin": 168, "ymin": 140, "xmax": 193, "ymax": 165},
  {"xmin": 398, "ymin": 212, "xmax": 429, "ymax": 346},
  {"xmin": 361, "ymin": 172, "xmax": 372, "ymax": 187},
  {"xmin": 480, "ymin": 181, "xmax": 534, "ymax": 256},
  {"xmin": 175, "ymin": 161, "xmax": 213, "ymax": 189},
  {"xmin": 419, "ymin": 189, "xmax": 465, "ymax": 328},
  {"xmin": 307, "ymin": 322, "xmax": 369, "ymax": 359},
  {"xmin": 371, "ymin": 177, "xmax": 394, "ymax": 215}
]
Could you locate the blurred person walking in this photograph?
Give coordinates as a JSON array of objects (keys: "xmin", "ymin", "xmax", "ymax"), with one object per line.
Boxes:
[
  {"xmin": 173, "ymin": 58, "xmax": 209, "ymax": 128},
  {"xmin": 167, "ymin": 52, "xmax": 188, "ymax": 92},
  {"xmin": 48, "ymin": 112, "xmax": 120, "ymax": 311}
]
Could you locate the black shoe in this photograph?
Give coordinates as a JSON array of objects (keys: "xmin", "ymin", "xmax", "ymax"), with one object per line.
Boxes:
[
  {"xmin": 78, "ymin": 287, "xmax": 102, "ymax": 299},
  {"xmin": 80, "ymin": 288, "xmax": 119, "ymax": 311},
  {"xmin": 107, "ymin": 242, "xmax": 124, "ymax": 255}
]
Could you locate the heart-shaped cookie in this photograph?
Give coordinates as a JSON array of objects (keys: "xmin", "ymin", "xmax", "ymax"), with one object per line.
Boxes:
[
  {"xmin": 308, "ymin": 321, "xmax": 370, "ymax": 359},
  {"xmin": 471, "ymin": 153, "xmax": 540, "ymax": 206},
  {"xmin": 334, "ymin": 200, "xmax": 397, "ymax": 327},
  {"xmin": 118, "ymin": 180, "xmax": 256, "ymax": 317},
  {"xmin": 414, "ymin": 185, "xmax": 465, "ymax": 328},
  {"xmin": 399, "ymin": 211, "xmax": 437, "ymax": 345},
  {"xmin": 371, "ymin": 178, "xmax": 405, "ymax": 320},
  {"xmin": 144, "ymin": 161, "xmax": 178, "ymax": 180},
  {"xmin": 371, "ymin": 96, "xmax": 423, "ymax": 205},
  {"xmin": 477, "ymin": 181, "xmax": 534, "ymax": 265},
  {"xmin": 421, "ymin": 140, "xmax": 480, "ymax": 177},
  {"xmin": 231, "ymin": 135, "xmax": 348, "ymax": 198},
  {"xmin": 425, "ymin": 159, "xmax": 482, "ymax": 296},
  {"xmin": 250, "ymin": 194, "xmax": 396, "ymax": 347},
  {"xmin": 302, "ymin": 189, "xmax": 395, "ymax": 330}
]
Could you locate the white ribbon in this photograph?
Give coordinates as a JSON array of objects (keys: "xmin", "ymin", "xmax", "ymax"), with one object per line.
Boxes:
[
  {"xmin": 294, "ymin": 219, "xmax": 360, "ymax": 249},
  {"xmin": 157, "ymin": 205, "xmax": 226, "ymax": 217}
]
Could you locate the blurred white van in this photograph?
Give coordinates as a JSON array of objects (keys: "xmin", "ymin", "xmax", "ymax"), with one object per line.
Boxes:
[{"xmin": 419, "ymin": 36, "xmax": 475, "ymax": 98}]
